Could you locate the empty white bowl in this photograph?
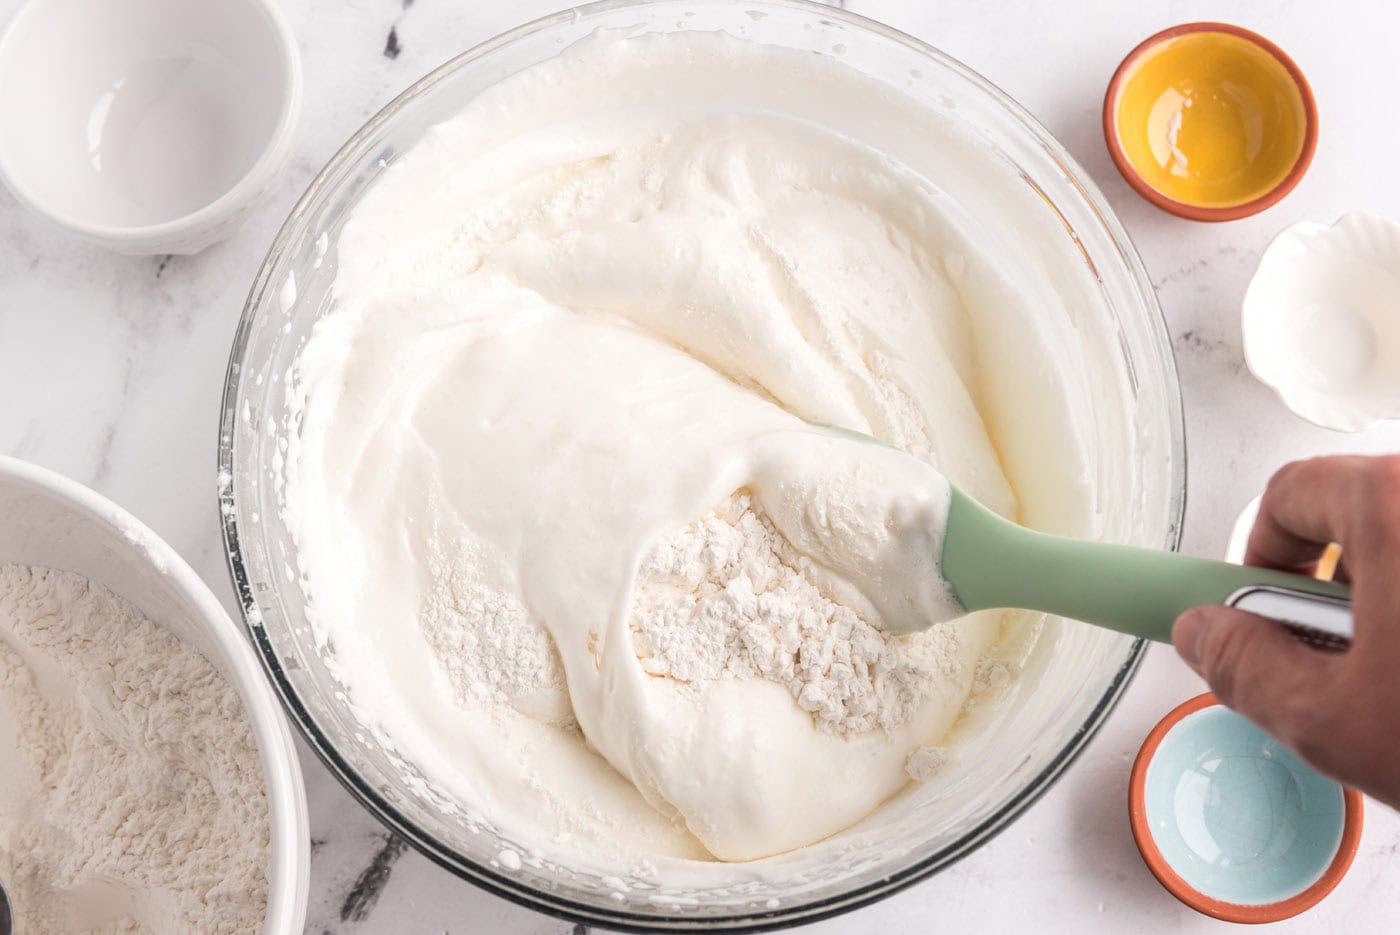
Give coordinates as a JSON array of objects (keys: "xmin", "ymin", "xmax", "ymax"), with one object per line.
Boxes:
[
  {"xmin": 0, "ymin": 455, "xmax": 309, "ymax": 932},
  {"xmin": 1243, "ymin": 212, "xmax": 1400, "ymax": 432},
  {"xmin": 0, "ymin": 0, "xmax": 301, "ymax": 254}
]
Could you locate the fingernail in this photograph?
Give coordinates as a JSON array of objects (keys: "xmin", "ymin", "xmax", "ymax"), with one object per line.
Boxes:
[{"xmin": 1173, "ymin": 611, "xmax": 1205, "ymax": 677}]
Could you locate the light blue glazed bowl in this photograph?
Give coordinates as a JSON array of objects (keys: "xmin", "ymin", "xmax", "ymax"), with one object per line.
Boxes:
[{"xmin": 1130, "ymin": 693, "xmax": 1362, "ymax": 923}]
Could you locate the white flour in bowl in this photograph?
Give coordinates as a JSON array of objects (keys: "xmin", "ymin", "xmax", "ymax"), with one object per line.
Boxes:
[{"xmin": 0, "ymin": 565, "xmax": 269, "ymax": 934}]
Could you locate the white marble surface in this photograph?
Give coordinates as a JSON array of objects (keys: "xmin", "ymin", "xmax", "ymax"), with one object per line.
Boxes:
[{"xmin": 1, "ymin": 0, "xmax": 1398, "ymax": 931}]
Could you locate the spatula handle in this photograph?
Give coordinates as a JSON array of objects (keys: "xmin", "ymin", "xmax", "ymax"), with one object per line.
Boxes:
[{"xmin": 942, "ymin": 489, "xmax": 1351, "ymax": 644}]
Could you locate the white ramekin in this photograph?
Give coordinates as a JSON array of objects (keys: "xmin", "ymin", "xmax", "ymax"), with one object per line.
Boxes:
[
  {"xmin": 0, "ymin": 0, "xmax": 302, "ymax": 255},
  {"xmin": 0, "ymin": 455, "xmax": 309, "ymax": 933}
]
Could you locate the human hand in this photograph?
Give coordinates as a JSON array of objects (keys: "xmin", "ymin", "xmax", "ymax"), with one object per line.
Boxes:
[{"xmin": 1173, "ymin": 455, "xmax": 1400, "ymax": 809}]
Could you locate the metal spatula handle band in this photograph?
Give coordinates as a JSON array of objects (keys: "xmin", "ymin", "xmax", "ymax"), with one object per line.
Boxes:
[
  {"xmin": 1226, "ymin": 586, "xmax": 1353, "ymax": 649},
  {"xmin": 941, "ymin": 489, "xmax": 1352, "ymax": 645}
]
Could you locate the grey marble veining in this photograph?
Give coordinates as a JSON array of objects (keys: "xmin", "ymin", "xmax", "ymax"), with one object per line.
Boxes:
[{"xmin": 1, "ymin": 0, "xmax": 1398, "ymax": 932}]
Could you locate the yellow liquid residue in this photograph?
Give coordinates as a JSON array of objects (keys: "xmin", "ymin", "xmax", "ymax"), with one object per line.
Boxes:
[{"xmin": 1114, "ymin": 31, "xmax": 1308, "ymax": 209}]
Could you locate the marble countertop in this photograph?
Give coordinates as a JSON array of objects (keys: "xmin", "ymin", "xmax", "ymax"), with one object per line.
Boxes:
[{"xmin": 1, "ymin": 0, "xmax": 1398, "ymax": 931}]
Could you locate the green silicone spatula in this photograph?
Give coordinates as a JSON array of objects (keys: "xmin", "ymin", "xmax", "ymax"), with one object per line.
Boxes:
[{"xmin": 940, "ymin": 486, "xmax": 1353, "ymax": 648}]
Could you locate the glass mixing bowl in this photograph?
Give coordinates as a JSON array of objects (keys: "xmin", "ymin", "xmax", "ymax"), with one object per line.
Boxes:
[{"xmin": 219, "ymin": 0, "xmax": 1185, "ymax": 929}]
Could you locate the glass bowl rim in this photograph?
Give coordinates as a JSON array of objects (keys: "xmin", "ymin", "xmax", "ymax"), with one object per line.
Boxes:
[{"xmin": 217, "ymin": 0, "xmax": 1187, "ymax": 929}]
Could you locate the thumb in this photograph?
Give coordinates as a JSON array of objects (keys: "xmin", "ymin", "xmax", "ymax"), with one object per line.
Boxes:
[{"xmin": 1173, "ymin": 606, "xmax": 1338, "ymax": 753}]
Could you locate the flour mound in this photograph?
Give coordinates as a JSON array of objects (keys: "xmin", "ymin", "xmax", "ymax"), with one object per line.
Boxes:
[
  {"xmin": 629, "ymin": 492, "xmax": 963, "ymax": 735},
  {"xmin": 0, "ymin": 566, "xmax": 269, "ymax": 934}
]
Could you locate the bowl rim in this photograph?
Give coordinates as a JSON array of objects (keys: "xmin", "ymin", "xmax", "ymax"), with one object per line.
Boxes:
[
  {"xmin": 1128, "ymin": 692, "xmax": 1363, "ymax": 923},
  {"xmin": 0, "ymin": 453, "xmax": 310, "ymax": 933},
  {"xmin": 1241, "ymin": 211, "xmax": 1400, "ymax": 433},
  {"xmin": 219, "ymin": 0, "xmax": 1187, "ymax": 929},
  {"xmin": 1101, "ymin": 21, "xmax": 1319, "ymax": 223},
  {"xmin": 0, "ymin": 0, "xmax": 303, "ymax": 244}
]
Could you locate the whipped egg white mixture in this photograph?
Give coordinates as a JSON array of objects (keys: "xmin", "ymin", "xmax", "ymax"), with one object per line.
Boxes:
[{"xmin": 282, "ymin": 32, "xmax": 1095, "ymax": 871}]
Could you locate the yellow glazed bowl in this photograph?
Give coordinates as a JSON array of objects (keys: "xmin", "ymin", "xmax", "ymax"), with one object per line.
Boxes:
[{"xmin": 1104, "ymin": 23, "xmax": 1317, "ymax": 221}]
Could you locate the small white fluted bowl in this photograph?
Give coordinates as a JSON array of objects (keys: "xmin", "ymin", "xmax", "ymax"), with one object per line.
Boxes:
[
  {"xmin": 0, "ymin": 456, "xmax": 308, "ymax": 933},
  {"xmin": 0, "ymin": 0, "xmax": 301, "ymax": 254},
  {"xmin": 1243, "ymin": 211, "xmax": 1400, "ymax": 432}
]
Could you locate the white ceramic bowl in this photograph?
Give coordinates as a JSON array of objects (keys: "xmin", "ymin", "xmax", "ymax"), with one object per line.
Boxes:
[
  {"xmin": 0, "ymin": 455, "xmax": 308, "ymax": 933},
  {"xmin": 1243, "ymin": 211, "xmax": 1400, "ymax": 432},
  {"xmin": 0, "ymin": 0, "xmax": 302, "ymax": 254}
]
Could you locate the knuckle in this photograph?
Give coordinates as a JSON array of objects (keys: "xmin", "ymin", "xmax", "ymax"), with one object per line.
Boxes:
[
  {"xmin": 1261, "ymin": 459, "xmax": 1315, "ymax": 519},
  {"xmin": 1266, "ymin": 460, "xmax": 1303, "ymax": 498}
]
